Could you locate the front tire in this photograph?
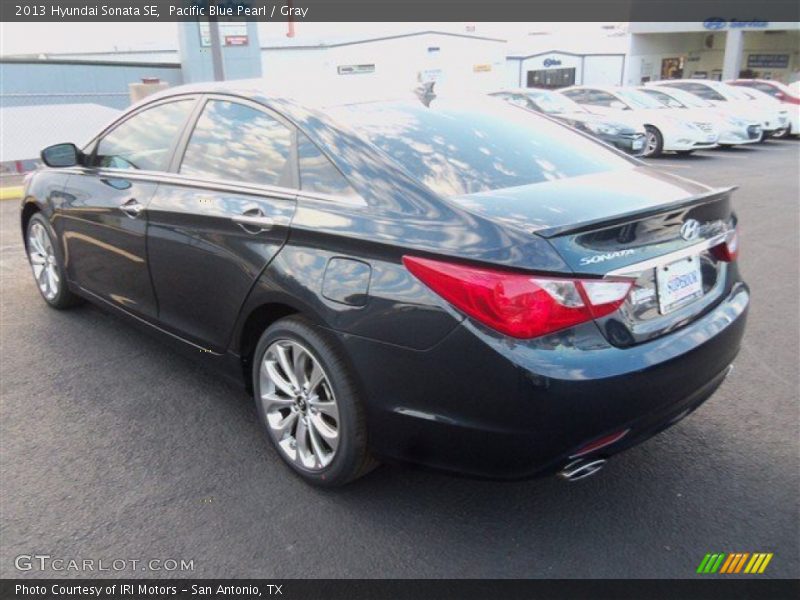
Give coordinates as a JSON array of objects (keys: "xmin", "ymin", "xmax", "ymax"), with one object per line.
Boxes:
[
  {"xmin": 252, "ymin": 316, "xmax": 377, "ymax": 486},
  {"xmin": 25, "ymin": 213, "xmax": 81, "ymax": 309},
  {"xmin": 643, "ymin": 126, "xmax": 664, "ymax": 157}
]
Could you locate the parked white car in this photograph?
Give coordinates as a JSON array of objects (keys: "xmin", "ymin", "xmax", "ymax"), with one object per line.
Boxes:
[
  {"xmin": 648, "ymin": 79, "xmax": 789, "ymax": 140},
  {"xmin": 559, "ymin": 86, "xmax": 719, "ymax": 157},
  {"xmin": 726, "ymin": 83, "xmax": 798, "ymax": 138},
  {"xmin": 638, "ymin": 86, "xmax": 762, "ymax": 146}
]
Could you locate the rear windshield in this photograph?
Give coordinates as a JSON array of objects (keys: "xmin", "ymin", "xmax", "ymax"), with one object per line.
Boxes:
[{"xmin": 327, "ymin": 97, "xmax": 633, "ymax": 197}]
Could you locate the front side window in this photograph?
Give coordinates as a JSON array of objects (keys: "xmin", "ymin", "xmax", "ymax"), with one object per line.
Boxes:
[
  {"xmin": 682, "ymin": 83, "xmax": 726, "ymax": 102},
  {"xmin": 93, "ymin": 100, "xmax": 194, "ymax": 171},
  {"xmin": 180, "ymin": 100, "xmax": 293, "ymax": 187},
  {"xmin": 298, "ymin": 132, "xmax": 358, "ymax": 198}
]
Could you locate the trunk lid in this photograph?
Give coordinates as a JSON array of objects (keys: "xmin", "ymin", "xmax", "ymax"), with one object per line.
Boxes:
[{"xmin": 451, "ymin": 166, "xmax": 738, "ymax": 346}]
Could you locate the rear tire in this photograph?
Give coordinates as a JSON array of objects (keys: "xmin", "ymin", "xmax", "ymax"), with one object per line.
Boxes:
[
  {"xmin": 25, "ymin": 213, "xmax": 82, "ymax": 309},
  {"xmin": 643, "ymin": 126, "xmax": 663, "ymax": 157},
  {"xmin": 252, "ymin": 315, "xmax": 378, "ymax": 487}
]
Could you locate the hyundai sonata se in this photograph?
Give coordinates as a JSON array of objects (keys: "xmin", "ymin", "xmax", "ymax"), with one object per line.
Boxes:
[{"xmin": 22, "ymin": 82, "xmax": 748, "ymax": 486}]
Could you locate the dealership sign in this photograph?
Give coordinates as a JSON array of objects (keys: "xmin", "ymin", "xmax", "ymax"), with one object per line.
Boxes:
[
  {"xmin": 543, "ymin": 58, "xmax": 563, "ymax": 67},
  {"xmin": 703, "ymin": 18, "xmax": 769, "ymax": 30},
  {"xmin": 747, "ymin": 54, "xmax": 790, "ymax": 68}
]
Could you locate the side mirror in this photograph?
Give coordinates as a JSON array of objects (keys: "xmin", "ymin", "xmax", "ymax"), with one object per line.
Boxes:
[
  {"xmin": 775, "ymin": 91, "xmax": 785, "ymax": 99},
  {"xmin": 609, "ymin": 100, "xmax": 628, "ymax": 110},
  {"xmin": 41, "ymin": 143, "xmax": 81, "ymax": 168}
]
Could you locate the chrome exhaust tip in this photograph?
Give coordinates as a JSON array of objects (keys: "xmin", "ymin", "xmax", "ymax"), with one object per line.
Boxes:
[{"xmin": 558, "ymin": 458, "xmax": 607, "ymax": 482}]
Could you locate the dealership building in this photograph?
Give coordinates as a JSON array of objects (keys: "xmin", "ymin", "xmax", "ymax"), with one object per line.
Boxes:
[
  {"xmin": 504, "ymin": 22, "xmax": 800, "ymax": 90},
  {"xmin": 624, "ymin": 21, "xmax": 800, "ymax": 84}
]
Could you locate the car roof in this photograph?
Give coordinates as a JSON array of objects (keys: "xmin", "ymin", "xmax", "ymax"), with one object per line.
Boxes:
[
  {"xmin": 138, "ymin": 78, "xmax": 431, "ymax": 113},
  {"xmin": 657, "ymin": 79, "xmax": 723, "ymax": 87}
]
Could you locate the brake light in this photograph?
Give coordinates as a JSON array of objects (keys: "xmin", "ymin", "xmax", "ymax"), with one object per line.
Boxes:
[
  {"xmin": 403, "ymin": 256, "xmax": 633, "ymax": 339},
  {"xmin": 711, "ymin": 229, "xmax": 739, "ymax": 262}
]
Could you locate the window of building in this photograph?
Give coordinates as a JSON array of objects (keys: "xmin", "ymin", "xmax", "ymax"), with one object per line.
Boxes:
[{"xmin": 526, "ymin": 68, "xmax": 576, "ymax": 89}]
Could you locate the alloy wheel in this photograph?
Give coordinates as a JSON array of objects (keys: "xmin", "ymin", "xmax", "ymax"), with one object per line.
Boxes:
[
  {"xmin": 27, "ymin": 222, "xmax": 60, "ymax": 301},
  {"xmin": 645, "ymin": 131, "xmax": 658, "ymax": 156},
  {"xmin": 259, "ymin": 340, "xmax": 340, "ymax": 471}
]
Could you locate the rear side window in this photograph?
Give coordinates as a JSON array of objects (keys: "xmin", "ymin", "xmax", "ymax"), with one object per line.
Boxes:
[
  {"xmin": 93, "ymin": 100, "xmax": 194, "ymax": 171},
  {"xmin": 642, "ymin": 88, "xmax": 682, "ymax": 107},
  {"xmin": 298, "ymin": 133, "xmax": 358, "ymax": 198},
  {"xmin": 749, "ymin": 82, "xmax": 781, "ymax": 98},
  {"xmin": 180, "ymin": 100, "xmax": 293, "ymax": 187},
  {"xmin": 676, "ymin": 83, "xmax": 726, "ymax": 102},
  {"xmin": 329, "ymin": 98, "xmax": 633, "ymax": 198}
]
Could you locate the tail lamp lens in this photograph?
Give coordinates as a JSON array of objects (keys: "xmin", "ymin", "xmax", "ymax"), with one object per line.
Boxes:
[
  {"xmin": 711, "ymin": 229, "xmax": 739, "ymax": 262},
  {"xmin": 403, "ymin": 256, "xmax": 633, "ymax": 339}
]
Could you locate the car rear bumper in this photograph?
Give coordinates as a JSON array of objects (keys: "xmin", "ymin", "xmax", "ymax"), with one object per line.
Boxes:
[{"xmin": 336, "ymin": 281, "xmax": 749, "ymax": 479}]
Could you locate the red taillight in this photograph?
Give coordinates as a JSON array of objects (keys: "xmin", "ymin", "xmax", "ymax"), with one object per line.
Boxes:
[
  {"xmin": 711, "ymin": 229, "xmax": 739, "ymax": 262},
  {"xmin": 402, "ymin": 256, "xmax": 633, "ymax": 339}
]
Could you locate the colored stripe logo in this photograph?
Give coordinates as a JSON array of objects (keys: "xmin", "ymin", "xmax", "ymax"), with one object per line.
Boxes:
[{"xmin": 697, "ymin": 552, "xmax": 773, "ymax": 574}]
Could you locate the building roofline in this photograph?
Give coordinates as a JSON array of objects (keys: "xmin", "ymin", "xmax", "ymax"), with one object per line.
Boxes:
[
  {"xmin": 506, "ymin": 50, "xmax": 625, "ymax": 60},
  {"xmin": 0, "ymin": 57, "xmax": 181, "ymax": 68},
  {"xmin": 261, "ymin": 30, "xmax": 507, "ymax": 50}
]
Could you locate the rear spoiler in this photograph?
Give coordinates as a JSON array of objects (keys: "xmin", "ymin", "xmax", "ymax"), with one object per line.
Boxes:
[{"xmin": 533, "ymin": 186, "xmax": 737, "ymax": 239}]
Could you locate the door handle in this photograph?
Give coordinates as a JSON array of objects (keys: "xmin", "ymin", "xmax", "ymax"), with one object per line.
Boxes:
[
  {"xmin": 232, "ymin": 210, "xmax": 274, "ymax": 233},
  {"xmin": 120, "ymin": 198, "xmax": 144, "ymax": 218}
]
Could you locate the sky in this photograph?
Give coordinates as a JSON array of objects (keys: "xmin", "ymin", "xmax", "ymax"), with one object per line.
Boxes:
[{"xmin": 0, "ymin": 22, "xmax": 623, "ymax": 56}]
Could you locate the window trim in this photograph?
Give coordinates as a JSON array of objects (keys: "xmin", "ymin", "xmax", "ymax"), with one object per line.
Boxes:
[{"xmin": 78, "ymin": 91, "xmax": 367, "ymax": 207}]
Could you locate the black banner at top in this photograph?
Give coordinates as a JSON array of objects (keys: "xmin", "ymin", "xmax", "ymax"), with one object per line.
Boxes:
[{"xmin": 0, "ymin": 0, "xmax": 799, "ymax": 22}]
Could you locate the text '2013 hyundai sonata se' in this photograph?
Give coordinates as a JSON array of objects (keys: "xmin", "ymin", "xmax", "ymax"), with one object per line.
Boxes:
[{"xmin": 22, "ymin": 82, "xmax": 748, "ymax": 486}]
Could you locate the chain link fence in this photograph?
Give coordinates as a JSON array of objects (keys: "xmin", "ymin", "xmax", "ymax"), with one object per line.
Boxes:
[{"xmin": 1, "ymin": 93, "xmax": 127, "ymax": 181}]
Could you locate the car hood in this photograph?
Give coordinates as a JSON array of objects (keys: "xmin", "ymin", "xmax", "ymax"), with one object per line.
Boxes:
[{"xmin": 450, "ymin": 164, "xmax": 711, "ymax": 234}]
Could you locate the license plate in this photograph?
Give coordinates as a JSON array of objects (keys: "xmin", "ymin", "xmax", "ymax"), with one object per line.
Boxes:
[
  {"xmin": 656, "ymin": 256, "xmax": 703, "ymax": 314},
  {"xmin": 706, "ymin": 134, "xmax": 717, "ymax": 142},
  {"xmin": 633, "ymin": 139, "xmax": 644, "ymax": 150}
]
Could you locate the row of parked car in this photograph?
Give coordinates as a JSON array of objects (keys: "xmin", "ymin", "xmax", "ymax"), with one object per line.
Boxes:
[{"xmin": 491, "ymin": 79, "xmax": 800, "ymax": 157}]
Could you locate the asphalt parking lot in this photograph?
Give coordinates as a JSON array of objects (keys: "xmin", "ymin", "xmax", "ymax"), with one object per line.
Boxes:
[{"xmin": 1, "ymin": 140, "xmax": 798, "ymax": 580}]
